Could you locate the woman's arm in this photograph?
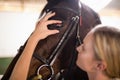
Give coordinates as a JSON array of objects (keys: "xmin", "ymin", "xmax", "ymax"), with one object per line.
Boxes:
[{"xmin": 10, "ymin": 12, "xmax": 61, "ymax": 80}]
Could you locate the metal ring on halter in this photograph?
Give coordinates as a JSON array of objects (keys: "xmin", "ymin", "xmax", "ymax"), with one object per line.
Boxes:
[{"xmin": 37, "ymin": 64, "xmax": 54, "ymax": 80}]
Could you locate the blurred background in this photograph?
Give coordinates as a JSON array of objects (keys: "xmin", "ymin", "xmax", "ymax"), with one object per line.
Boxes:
[{"xmin": 0, "ymin": 0, "xmax": 120, "ymax": 78}]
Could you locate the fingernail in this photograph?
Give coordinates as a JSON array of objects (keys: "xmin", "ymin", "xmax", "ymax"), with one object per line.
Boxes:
[{"xmin": 56, "ymin": 30, "xmax": 59, "ymax": 33}]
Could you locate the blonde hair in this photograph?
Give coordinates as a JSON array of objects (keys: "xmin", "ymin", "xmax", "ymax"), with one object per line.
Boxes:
[{"xmin": 92, "ymin": 25, "xmax": 120, "ymax": 79}]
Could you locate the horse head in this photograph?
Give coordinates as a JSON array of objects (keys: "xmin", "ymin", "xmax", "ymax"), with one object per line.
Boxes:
[{"xmin": 2, "ymin": 0, "xmax": 101, "ymax": 80}]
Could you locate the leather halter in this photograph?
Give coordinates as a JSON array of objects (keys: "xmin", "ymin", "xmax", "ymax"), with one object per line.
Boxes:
[{"xmin": 33, "ymin": 2, "xmax": 82, "ymax": 80}]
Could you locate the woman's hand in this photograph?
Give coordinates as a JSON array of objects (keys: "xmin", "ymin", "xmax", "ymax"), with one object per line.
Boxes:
[
  {"xmin": 31, "ymin": 12, "xmax": 62, "ymax": 41},
  {"xmin": 9, "ymin": 12, "xmax": 62, "ymax": 80}
]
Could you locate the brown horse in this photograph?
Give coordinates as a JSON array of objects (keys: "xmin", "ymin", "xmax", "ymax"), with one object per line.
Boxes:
[{"xmin": 2, "ymin": 0, "xmax": 101, "ymax": 80}]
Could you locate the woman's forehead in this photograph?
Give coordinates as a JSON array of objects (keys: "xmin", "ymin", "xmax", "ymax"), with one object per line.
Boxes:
[{"xmin": 84, "ymin": 31, "xmax": 94, "ymax": 43}]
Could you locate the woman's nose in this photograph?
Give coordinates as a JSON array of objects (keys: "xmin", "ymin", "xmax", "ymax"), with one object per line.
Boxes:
[{"xmin": 76, "ymin": 45, "xmax": 81, "ymax": 52}]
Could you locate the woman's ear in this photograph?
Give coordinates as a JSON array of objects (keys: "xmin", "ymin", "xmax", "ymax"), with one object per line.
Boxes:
[{"xmin": 96, "ymin": 61, "xmax": 107, "ymax": 71}]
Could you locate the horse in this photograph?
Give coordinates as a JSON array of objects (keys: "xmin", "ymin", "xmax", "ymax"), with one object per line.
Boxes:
[{"xmin": 2, "ymin": 0, "xmax": 101, "ymax": 80}]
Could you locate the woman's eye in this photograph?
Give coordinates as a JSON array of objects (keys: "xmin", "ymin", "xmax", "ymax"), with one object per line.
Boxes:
[{"xmin": 81, "ymin": 45, "xmax": 84, "ymax": 51}]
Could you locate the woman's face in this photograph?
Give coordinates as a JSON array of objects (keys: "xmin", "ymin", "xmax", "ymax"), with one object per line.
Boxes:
[{"xmin": 76, "ymin": 31, "xmax": 97, "ymax": 72}]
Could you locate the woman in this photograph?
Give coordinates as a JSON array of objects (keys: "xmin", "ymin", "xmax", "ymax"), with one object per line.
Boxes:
[
  {"xmin": 76, "ymin": 25, "xmax": 120, "ymax": 80},
  {"xmin": 9, "ymin": 12, "xmax": 62, "ymax": 80}
]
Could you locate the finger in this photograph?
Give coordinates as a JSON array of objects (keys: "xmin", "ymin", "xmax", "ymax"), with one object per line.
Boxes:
[
  {"xmin": 47, "ymin": 30, "xmax": 59, "ymax": 35},
  {"xmin": 42, "ymin": 12, "xmax": 56, "ymax": 21},
  {"xmin": 39, "ymin": 12, "xmax": 47, "ymax": 20},
  {"xmin": 36, "ymin": 12, "xmax": 47, "ymax": 25},
  {"xmin": 46, "ymin": 20, "xmax": 62, "ymax": 25}
]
